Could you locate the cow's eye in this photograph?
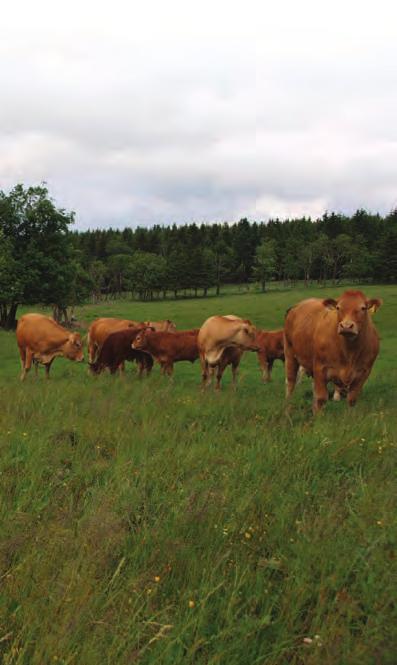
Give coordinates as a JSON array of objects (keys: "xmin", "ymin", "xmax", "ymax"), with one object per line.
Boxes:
[
  {"xmin": 336, "ymin": 305, "xmax": 340, "ymax": 311},
  {"xmin": 361, "ymin": 306, "xmax": 367, "ymax": 311}
]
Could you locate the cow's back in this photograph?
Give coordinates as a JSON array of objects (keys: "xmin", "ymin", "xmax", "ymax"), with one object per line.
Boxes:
[{"xmin": 17, "ymin": 313, "xmax": 68, "ymax": 352}]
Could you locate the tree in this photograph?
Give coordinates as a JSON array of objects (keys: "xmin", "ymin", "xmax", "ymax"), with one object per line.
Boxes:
[
  {"xmin": 0, "ymin": 184, "xmax": 77, "ymax": 329},
  {"xmin": 252, "ymin": 241, "xmax": 277, "ymax": 292},
  {"xmin": 128, "ymin": 252, "xmax": 167, "ymax": 301}
]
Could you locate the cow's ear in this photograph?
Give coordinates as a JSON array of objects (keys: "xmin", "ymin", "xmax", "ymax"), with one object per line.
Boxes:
[
  {"xmin": 366, "ymin": 298, "xmax": 383, "ymax": 314},
  {"xmin": 323, "ymin": 298, "xmax": 338, "ymax": 310}
]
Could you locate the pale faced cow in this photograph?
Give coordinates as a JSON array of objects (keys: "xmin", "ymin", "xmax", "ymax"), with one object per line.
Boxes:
[{"xmin": 16, "ymin": 313, "xmax": 84, "ymax": 380}]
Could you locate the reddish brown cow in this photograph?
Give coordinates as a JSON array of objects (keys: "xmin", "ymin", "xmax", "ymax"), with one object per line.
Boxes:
[
  {"xmin": 256, "ymin": 329, "xmax": 284, "ymax": 382},
  {"xmin": 16, "ymin": 313, "xmax": 84, "ymax": 380},
  {"xmin": 132, "ymin": 329, "xmax": 199, "ymax": 375},
  {"xmin": 284, "ymin": 290, "xmax": 382, "ymax": 412},
  {"xmin": 88, "ymin": 327, "xmax": 153, "ymax": 377}
]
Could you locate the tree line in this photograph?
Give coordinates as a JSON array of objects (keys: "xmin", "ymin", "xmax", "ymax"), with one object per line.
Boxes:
[{"xmin": 1, "ymin": 184, "xmax": 397, "ymax": 328}]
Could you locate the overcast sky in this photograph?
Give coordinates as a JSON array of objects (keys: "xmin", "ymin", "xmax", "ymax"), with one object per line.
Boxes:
[{"xmin": 1, "ymin": 1, "xmax": 397, "ymax": 230}]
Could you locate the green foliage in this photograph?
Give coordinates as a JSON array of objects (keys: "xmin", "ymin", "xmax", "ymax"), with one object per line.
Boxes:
[
  {"xmin": 0, "ymin": 184, "xmax": 80, "ymax": 327},
  {"xmin": 0, "ymin": 285, "xmax": 396, "ymax": 664},
  {"xmin": 253, "ymin": 240, "xmax": 277, "ymax": 291}
]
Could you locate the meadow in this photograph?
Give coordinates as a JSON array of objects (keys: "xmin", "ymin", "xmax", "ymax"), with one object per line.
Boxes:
[{"xmin": 0, "ymin": 284, "xmax": 396, "ymax": 664}]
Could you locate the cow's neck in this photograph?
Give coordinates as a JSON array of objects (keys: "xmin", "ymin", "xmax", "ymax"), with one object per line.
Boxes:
[{"xmin": 338, "ymin": 320, "xmax": 370, "ymax": 359}]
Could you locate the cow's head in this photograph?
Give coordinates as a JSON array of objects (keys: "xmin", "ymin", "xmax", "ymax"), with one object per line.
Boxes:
[
  {"xmin": 323, "ymin": 290, "xmax": 382, "ymax": 337},
  {"xmin": 235, "ymin": 319, "xmax": 260, "ymax": 351},
  {"xmin": 131, "ymin": 327, "xmax": 154, "ymax": 350},
  {"xmin": 65, "ymin": 333, "xmax": 84, "ymax": 361}
]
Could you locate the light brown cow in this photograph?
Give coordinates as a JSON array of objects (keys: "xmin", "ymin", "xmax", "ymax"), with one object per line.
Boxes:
[
  {"xmin": 198, "ymin": 314, "xmax": 259, "ymax": 388},
  {"xmin": 87, "ymin": 317, "xmax": 141, "ymax": 362},
  {"xmin": 284, "ymin": 290, "xmax": 382, "ymax": 412},
  {"xmin": 144, "ymin": 319, "xmax": 177, "ymax": 333},
  {"xmin": 256, "ymin": 329, "xmax": 285, "ymax": 382},
  {"xmin": 16, "ymin": 313, "xmax": 84, "ymax": 381}
]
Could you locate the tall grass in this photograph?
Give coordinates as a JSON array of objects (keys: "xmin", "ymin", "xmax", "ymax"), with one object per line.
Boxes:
[{"xmin": 0, "ymin": 284, "xmax": 396, "ymax": 664}]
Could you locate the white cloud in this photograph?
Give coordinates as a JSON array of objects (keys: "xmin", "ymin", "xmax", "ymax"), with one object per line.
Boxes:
[{"xmin": 1, "ymin": 0, "xmax": 397, "ymax": 228}]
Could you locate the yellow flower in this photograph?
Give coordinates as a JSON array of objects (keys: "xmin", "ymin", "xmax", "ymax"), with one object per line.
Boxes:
[
  {"xmin": 244, "ymin": 532, "xmax": 252, "ymax": 539},
  {"xmin": 188, "ymin": 600, "xmax": 195, "ymax": 608},
  {"xmin": 154, "ymin": 575, "xmax": 160, "ymax": 583},
  {"xmin": 23, "ymin": 432, "xmax": 28, "ymax": 437}
]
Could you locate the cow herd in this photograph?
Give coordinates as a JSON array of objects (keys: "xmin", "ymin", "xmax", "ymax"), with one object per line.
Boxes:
[{"xmin": 15, "ymin": 289, "xmax": 382, "ymax": 412}]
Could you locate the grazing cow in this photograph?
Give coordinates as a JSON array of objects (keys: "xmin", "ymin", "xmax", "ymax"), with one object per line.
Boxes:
[
  {"xmin": 89, "ymin": 327, "xmax": 153, "ymax": 377},
  {"xmin": 284, "ymin": 290, "xmax": 382, "ymax": 412},
  {"xmin": 144, "ymin": 319, "xmax": 177, "ymax": 333},
  {"xmin": 87, "ymin": 317, "xmax": 141, "ymax": 362},
  {"xmin": 132, "ymin": 329, "xmax": 199, "ymax": 375},
  {"xmin": 198, "ymin": 314, "xmax": 259, "ymax": 388},
  {"xmin": 16, "ymin": 313, "xmax": 84, "ymax": 381},
  {"xmin": 256, "ymin": 329, "xmax": 285, "ymax": 382}
]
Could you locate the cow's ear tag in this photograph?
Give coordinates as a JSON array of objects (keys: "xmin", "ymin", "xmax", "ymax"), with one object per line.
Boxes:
[
  {"xmin": 366, "ymin": 298, "xmax": 383, "ymax": 314},
  {"xmin": 323, "ymin": 298, "xmax": 337, "ymax": 310}
]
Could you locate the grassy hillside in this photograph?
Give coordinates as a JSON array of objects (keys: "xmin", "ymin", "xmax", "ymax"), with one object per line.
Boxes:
[{"xmin": 0, "ymin": 285, "xmax": 396, "ymax": 664}]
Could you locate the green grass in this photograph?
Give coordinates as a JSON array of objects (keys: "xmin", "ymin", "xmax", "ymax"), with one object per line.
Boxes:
[{"xmin": 0, "ymin": 284, "xmax": 396, "ymax": 664}]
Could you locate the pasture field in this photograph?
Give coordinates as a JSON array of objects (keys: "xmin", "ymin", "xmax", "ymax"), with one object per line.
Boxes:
[{"xmin": 0, "ymin": 285, "xmax": 396, "ymax": 665}]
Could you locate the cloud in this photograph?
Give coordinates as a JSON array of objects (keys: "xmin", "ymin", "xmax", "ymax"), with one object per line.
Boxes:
[{"xmin": 1, "ymin": 0, "xmax": 397, "ymax": 229}]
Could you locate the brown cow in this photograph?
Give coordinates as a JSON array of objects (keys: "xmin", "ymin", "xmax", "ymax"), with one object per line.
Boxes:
[
  {"xmin": 198, "ymin": 315, "xmax": 259, "ymax": 388},
  {"xmin": 132, "ymin": 329, "xmax": 199, "ymax": 375},
  {"xmin": 144, "ymin": 319, "xmax": 177, "ymax": 333},
  {"xmin": 87, "ymin": 317, "xmax": 141, "ymax": 362},
  {"xmin": 16, "ymin": 313, "xmax": 84, "ymax": 381},
  {"xmin": 256, "ymin": 329, "xmax": 284, "ymax": 382},
  {"xmin": 284, "ymin": 290, "xmax": 382, "ymax": 412},
  {"xmin": 89, "ymin": 327, "xmax": 153, "ymax": 377}
]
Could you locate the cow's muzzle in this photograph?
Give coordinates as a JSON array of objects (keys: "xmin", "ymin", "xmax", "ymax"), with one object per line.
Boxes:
[{"xmin": 338, "ymin": 321, "xmax": 358, "ymax": 336}]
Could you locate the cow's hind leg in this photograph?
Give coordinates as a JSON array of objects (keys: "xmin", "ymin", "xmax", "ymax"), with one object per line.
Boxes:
[{"xmin": 200, "ymin": 354, "xmax": 211, "ymax": 389}]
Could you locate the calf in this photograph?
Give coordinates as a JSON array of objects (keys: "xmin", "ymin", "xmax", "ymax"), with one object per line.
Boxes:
[
  {"xmin": 132, "ymin": 329, "xmax": 199, "ymax": 376},
  {"xmin": 89, "ymin": 327, "xmax": 153, "ymax": 377},
  {"xmin": 284, "ymin": 290, "xmax": 382, "ymax": 412},
  {"xmin": 256, "ymin": 329, "xmax": 284, "ymax": 382}
]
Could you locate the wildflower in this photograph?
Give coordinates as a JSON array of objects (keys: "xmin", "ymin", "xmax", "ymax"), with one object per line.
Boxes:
[
  {"xmin": 303, "ymin": 637, "xmax": 313, "ymax": 644},
  {"xmin": 23, "ymin": 432, "xmax": 27, "ymax": 437},
  {"xmin": 147, "ymin": 588, "xmax": 152, "ymax": 595},
  {"xmin": 376, "ymin": 520, "xmax": 383, "ymax": 526},
  {"xmin": 154, "ymin": 576, "xmax": 160, "ymax": 583},
  {"xmin": 244, "ymin": 531, "xmax": 252, "ymax": 540},
  {"xmin": 188, "ymin": 600, "xmax": 195, "ymax": 608}
]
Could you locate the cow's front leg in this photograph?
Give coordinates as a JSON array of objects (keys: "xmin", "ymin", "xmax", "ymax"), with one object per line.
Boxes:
[
  {"xmin": 284, "ymin": 342, "xmax": 299, "ymax": 398},
  {"xmin": 347, "ymin": 372, "xmax": 370, "ymax": 407},
  {"xmin": 21, "ymin": 348, "xmax": 33, "ymax": 381},
  {"xmin": 312, "ymin": 366, "xmax": 328, "ymax": 413}
]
